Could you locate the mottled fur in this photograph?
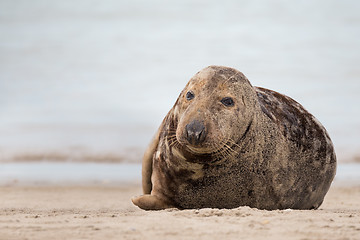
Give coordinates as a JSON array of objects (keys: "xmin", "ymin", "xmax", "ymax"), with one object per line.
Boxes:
[{"xmin": 132, "ymin": 66, "xmax": 336, "ymax": 210}]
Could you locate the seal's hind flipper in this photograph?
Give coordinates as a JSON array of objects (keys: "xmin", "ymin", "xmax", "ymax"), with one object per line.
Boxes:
[{"xmin": 131, "ymin": 195, "xmax": 173, "ymax": 210}]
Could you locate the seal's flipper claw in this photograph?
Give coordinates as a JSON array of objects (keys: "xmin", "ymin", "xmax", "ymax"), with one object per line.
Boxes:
[{"xmin": 131, "ymin": 195, "xmax": 173, "ymax": 210}]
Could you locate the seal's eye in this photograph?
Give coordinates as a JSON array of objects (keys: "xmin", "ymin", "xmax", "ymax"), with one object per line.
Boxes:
[
  {"xmin": 186, "ymin": 91, "xmax": 195, "ymax": 100},
  {"xmin": 221, "ymin": 97, "xmax": 234, "ymax": 107}
]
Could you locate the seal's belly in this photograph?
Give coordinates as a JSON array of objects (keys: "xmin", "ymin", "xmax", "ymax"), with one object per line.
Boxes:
[
  {"xmin": 167, "ymin": 167, "xmax": 276, "ymax": 209},
  {"xmin": 159, "ymin": 154, "xmax": 334, "ymax": 210}
]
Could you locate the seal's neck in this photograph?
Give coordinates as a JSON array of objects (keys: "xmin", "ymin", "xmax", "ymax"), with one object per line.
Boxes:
[{"xmin": 231, "ymin": 114, "xmax": 261, "ymax": 156}]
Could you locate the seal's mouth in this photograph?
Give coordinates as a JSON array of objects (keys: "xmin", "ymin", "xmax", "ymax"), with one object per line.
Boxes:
[
  {"xmin": 186, "ymin": 145, "xmax": 214, "ymax": 155},
  {"xmin": 185, "ymin": 140, "xmax": 237, "ymax": 156},
  {"xmin": 182, "ymin": 141, "xmax": 239, "ymax": 164}
]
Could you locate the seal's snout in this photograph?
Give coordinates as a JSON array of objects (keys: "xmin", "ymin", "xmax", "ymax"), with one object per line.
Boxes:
[{"xmin": 185, "ymin": 120, "xmax": 206, "ymax": 145}]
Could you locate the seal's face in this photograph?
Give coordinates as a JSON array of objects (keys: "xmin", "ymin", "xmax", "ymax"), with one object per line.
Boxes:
[{"xmin": 174, "ymin": 66, "xmax": 256, "ymax": 157}]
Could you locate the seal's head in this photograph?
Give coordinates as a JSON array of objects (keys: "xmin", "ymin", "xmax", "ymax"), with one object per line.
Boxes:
[{"xmin": 173, "ymin": 66, "xmax": 257, "ymax": 157}]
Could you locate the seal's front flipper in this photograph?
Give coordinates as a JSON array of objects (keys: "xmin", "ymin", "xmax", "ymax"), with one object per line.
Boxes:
[{"xmin": 131, "ymin": 194, "xmax": 173, "ymax": 210}]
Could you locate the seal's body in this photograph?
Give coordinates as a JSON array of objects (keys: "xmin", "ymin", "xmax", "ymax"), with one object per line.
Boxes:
[{"xmin": 132, "ymin": 66, "xmax": 336, "ymax": 210}]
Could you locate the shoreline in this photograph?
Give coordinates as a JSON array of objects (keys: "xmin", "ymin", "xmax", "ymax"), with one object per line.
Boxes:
[
  {"xmin": 1, "ymin": 162, "xmax": 360, "ymax": 187},
  {"xmin": 1, "ymin": 152, "xmax": 360, "ymax": 164}
]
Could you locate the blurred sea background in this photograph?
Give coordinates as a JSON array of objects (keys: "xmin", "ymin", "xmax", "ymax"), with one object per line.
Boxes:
[{"xmin": 1, "ymin": 0, "xmax": 359, "ymax": 185}]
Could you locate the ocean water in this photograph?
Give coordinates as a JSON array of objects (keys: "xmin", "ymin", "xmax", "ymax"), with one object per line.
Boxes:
[
  {"xmin": 0, "ymin": 162, "xmax": 142, "ymax": 186},
  {"xmin": 0, "ymin": 162, "xmax": 358, "ymax": 186},
  {"xmin": 0, "ymin": 0, "xmax": 360, "ymax": 166}
]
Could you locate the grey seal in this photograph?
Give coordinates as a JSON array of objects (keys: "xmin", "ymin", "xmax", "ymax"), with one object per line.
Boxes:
[{"xmin": 132, "ymin": 65, "xmax": 336, "ymax": 210}]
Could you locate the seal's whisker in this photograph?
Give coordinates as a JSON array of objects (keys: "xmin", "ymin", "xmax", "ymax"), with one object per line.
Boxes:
[
  {"xmin": 220, "ymin": 145, "xmax": 234, "ymax": 160},
  {"xmin": 169, "ymin": 141, "xmax": 181, "ymax": 149},
  {"xmin": 211, "ymin": 139, "xmax": 234, "ymax": 161},
  {"xmin": 215, "ymin": 147, "xmax": 233, "ymax": 162},
  {"xmin": 166, "ymin": 133, "xmax": 179, "ymax": 146},
  {"xmin": 168, "ymin": 138, "xmax": 180, "ymax": 148},
  {"xmin": 212, "ymin": 139, "xmax": 240, "ymax": 161},
  {"xmin": 167, "ymin": 134, "xmax": 183, "ymax": 150},
  {"xmin": 224, "ymin": 143, "xmax": 237, "ymax": 158},
  {"xmin": 164, "ymin": 129, "xmax": 177, "ymax": 135},
  {"xmin": 223, "ymin": 137, "xmax": 241, "ymax": 151},
  {"xmin": 228, "ymin": 139, "xmax": 241, "ymax": 149},
  {"xmin": 166, "ymin": 134, "xmax": 177, "ymax": 140}
]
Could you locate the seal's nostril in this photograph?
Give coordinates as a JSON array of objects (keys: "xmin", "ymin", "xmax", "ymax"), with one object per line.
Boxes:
[
  {"xmin": 185, "ymin": 120, "xmax": 206, "ymax": 145},
  {"xmin": 196, "ymin": 130, "xmax": 202, "ymax": 139}
]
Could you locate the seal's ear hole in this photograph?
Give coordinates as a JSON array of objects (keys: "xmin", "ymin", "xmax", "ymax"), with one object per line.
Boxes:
[
  {"xmin": 221, "ymin": 97, "xmax": 235, "ymax": 107},
  {"xmin": 186, "ymin": 91, "xmax": 195, "ymax": 100}
]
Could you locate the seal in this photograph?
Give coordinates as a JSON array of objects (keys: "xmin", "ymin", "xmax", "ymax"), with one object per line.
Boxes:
[{"xmin": 132, "ymin": 65, "xmax": 336, "ymax": 210}]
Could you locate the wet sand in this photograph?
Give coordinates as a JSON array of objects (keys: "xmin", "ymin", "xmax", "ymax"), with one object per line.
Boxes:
[{"xmin": 1, "ymin": 184, "xmax": 359, "ymax": 240}]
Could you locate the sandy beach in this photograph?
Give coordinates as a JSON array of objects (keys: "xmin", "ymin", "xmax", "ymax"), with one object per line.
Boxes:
[{"xmin": 1, "ymin": 184, "xmax": 359, "ymax": 240}]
